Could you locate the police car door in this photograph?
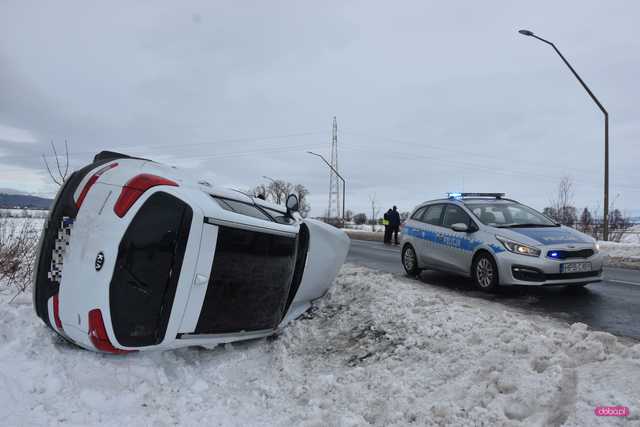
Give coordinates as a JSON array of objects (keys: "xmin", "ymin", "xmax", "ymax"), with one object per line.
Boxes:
[
  {"xmin": 419, "ymin": 204, "xmax": 447, "ymax": 268},
  {"xmin": 438, "ymin": 204, "xmax": 476, "ymax": 275}
]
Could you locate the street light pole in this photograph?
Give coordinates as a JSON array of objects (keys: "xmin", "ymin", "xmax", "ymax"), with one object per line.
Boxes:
[
  {"xmin": 307, "ymin": 151, "xmax": 346, "ymax": 220},
  {"xmin": 518, "ymin": 29, "xmax": 610, "ymax": 240}
]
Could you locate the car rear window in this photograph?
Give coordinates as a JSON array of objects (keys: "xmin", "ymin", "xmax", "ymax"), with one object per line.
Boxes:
[{"xmin": 110, "ymin": 192, "xmax": 193, "ymax": 347}]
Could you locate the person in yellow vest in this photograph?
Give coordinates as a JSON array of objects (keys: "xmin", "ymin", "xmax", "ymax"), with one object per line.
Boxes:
[{"xmin": 383, "ymin": 209, "xmax": 392, "ymax": 244}]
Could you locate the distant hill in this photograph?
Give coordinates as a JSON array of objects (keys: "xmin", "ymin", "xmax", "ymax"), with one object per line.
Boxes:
[
  {"xmin": 0, "ymin": 193, "xmax": 53, "ymax": 209},
  {"xmin": 0, "ymin": 187, "xmax": 27, "ymax": 195}
]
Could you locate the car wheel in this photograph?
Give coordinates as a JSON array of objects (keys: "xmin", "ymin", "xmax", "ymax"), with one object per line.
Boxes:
[
  {"xmin": 402, "ymin": 244, "xmax": 421, "ymax": 277},
  {"xmin": 473, "ymin": 253, "xmax": 499, "ymax": 291}
]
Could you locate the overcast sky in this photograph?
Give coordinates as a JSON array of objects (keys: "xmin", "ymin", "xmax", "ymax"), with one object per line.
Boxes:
[{"xmin": 1, "ymin": 1, "xmax": 639, "ymax": 216}]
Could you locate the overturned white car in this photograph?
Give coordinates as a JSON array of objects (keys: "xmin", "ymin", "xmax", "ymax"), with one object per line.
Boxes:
[{"xmin": 33, "ymin": 152, "xmax": 349, "ymax": 353}]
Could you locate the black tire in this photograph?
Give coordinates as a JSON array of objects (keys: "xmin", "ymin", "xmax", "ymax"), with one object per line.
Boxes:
[
  {"xmin": 472, "ymin": 252, "xmax": 499, "ymax": 291},
  {"xmin": 402, "ymin": 244, "xmax": 421, "ymax": 277}
]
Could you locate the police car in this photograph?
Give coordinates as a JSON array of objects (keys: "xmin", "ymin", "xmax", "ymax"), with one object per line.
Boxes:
[
  {"xmin": 401, "ymin": 193, "xmax": 604, "ymax": 291},
  {"xmin": 33, "ymin": 151, "xmax": 349, "ymax": 353}
]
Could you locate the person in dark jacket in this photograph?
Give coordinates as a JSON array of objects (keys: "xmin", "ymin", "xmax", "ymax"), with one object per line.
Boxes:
[
  {"xmin": 388, "ymin": 206, "xmax": 401, "ymax": 245},
  {"xmin": 383, "ymin": 209, "xmax": 392, "ymax": 244}
]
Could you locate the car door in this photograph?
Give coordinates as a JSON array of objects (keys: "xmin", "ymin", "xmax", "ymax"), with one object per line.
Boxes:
[
  {"xmin": 418, "ymin": 204, "xmax": 446, "ymax": 268},
  {"xmin": 438, "ymin": 204, "xmax": 477, "ymax": 274},
  {"xmin": 403, "ymin": 206, "xmax": 427, "ymax": 260}
]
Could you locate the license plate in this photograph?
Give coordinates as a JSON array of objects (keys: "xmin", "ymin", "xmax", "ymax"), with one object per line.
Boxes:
[
  {"xmin": 561, "ymin": 262, "xmax": 592, "ymax": 273},
  {"xmin": 48, "ymin": 217, "xmax": 74, "ymax": 283}
]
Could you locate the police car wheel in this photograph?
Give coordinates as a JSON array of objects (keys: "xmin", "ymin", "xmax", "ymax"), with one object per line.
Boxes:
[
  {"xmin": 473, "ymin": 253, "xmax": 499, "ymax": 291},
  {"xmin": 402, "ymin": 244, "xmax": 421, "ymax": 277}
]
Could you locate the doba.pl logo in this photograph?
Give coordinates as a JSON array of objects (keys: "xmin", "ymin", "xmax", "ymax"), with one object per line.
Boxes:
[{"xmin": 594, "ymin": 406, "xmax": 629, "ymax": 417}]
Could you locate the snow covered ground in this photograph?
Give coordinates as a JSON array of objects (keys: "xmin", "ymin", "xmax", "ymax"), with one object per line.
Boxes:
[
  {"xmin": 600, "ymin": 241, "xmax": 640, "ymax": 260},
  {"xmin": 1, "ymin": 265, "xmax": 639, "ymax": 426}
]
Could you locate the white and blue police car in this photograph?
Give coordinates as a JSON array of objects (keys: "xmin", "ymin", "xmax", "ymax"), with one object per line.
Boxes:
[{"xmin": 401, "ymin": 193, "xmax": 604, "ymax": 291}]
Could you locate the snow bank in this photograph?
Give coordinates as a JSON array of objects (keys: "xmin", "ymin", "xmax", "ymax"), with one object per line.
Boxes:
[
  {"xmin": 620, "ymin": 225, "xmax": 640, "ymax": 244},
  {"xmin": 600, "ymin": 241, "xmax": 640, "ymax": 260},
  {"xmin": 1, "ymin": 266, "xmax": 639, "ymax": 426}
]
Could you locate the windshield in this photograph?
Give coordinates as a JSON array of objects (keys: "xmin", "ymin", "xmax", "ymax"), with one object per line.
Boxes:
[{"xmin": 465, "ymin": 201, "xmax": 557, "ymax": 228}]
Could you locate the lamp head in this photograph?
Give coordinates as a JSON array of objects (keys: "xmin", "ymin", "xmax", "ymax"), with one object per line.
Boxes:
[{"xmin": 518, "ymin": 29, "xmax": 534, "ymax": 36}]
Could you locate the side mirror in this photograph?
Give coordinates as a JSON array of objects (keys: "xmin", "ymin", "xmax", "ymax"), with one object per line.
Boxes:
[
  {"xmin": 451, "ymin": 223, "xmax": 468, "ymax": 232},
  {"xmin": 286, "ymin": 194, "xmax": 299, "ymax": 214}
]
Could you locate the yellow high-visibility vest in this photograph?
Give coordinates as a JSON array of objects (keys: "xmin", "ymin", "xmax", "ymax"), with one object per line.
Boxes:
[{"xmin": 383, "ymin": 219, "xmax": 389, "ymax": 226}]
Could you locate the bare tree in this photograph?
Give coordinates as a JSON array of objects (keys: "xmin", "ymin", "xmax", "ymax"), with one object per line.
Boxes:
[
  {"xmin": 252, "ymin": 184, "xmax": 268, "ymax": 200},
  {"xmin": 369, "ymin": 194, "xmax": 380, "ymax": 232},
  {"xmin": 547, "ymin": 176, "xmax": 577, "ymax": 226},
  {"xmin": 42, "ymin": 140, "xmax": 70, "ymax": 186},
  {"xmin": 268, "ymin": 180, "xmax": 293, "ymax": 205},
  {"xmin": 251, "ymin": 181, "xmax": 311, "ymax": 217},
  {"xmin": 579, "ymin": 207, "xmax": 593, "ymax": 232},
  {"xmin": 609, "ymin": 208, "xmax": 633, "ymax": 243},
  {"xmin": 293, "ymin": 184, "xmax": 310, "ymax": 218},
  {"xmin": 344, "ymin": 209, "xmax": 354, "ymax": 222},
  {"xmin": 353, "ymin": 213, "xmax": 367, "ymax": 225},
  {"xmin": 0, "ymin": 218, "xmax": 38, "ymax": 299}
]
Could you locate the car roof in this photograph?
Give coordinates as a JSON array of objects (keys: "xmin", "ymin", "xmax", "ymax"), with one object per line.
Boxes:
[{"xmin": 412, "ymin": 197, "xmax": 521, "ymax": 211}]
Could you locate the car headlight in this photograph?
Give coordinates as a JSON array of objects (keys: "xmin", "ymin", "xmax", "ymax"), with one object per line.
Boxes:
[
  {"xmin": 495, "ymin": 235, "xmax": 541, "ymax": 257},
  {"xmin": 594, "ymin": 242, "xmax": 600, "ymax": 253}
]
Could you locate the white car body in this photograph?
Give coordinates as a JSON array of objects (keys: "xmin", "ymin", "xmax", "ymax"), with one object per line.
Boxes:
[{"xmin": 33, "ymin": 152, "xmax": 349, "ymax": 353}]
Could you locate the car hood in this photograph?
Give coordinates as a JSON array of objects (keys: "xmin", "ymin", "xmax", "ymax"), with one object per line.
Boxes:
[{"xmin": 496, "ymin": 225, "xmax": 593, "ymax": 246}]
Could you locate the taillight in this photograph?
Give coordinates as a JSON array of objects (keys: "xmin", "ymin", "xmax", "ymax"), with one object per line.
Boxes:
[
  {"xmin": 76, "ymin": 163, "xmax": 118, "ymax": 209},
  {"xmin": 52, "ymin": 294, "xmax": 63, "ymax": 330},
  {"xmin": 113, "ymin": 174, "xmax": 178, "ymax": 217},
  {"xmin": 88, "ymin": 309, "xmax": 134, "ymax": 354}
]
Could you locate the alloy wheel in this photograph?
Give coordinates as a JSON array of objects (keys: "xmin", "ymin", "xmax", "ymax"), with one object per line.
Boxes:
[{"xmin": 476, "ymin": 258, "xmax": 494, "ymax": 288}]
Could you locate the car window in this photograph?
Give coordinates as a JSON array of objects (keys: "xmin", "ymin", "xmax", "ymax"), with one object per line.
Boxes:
[
  {"xmin": 214, "ymin": 197, "xmax": 272, "ymax": 221},
  {"xmin": 442, "ymin": 205, "xmax": 471, "ymax": 228},
  {"xmin": 422, "ymin": 205, "xmax": 444, "ymax": 225},
  {"xmin": 466, "ymin": 201, "xmax": 556, "ymax": 227},
  {"xmin": 195, "ymin": 226, "xmax": 297, "ymax": 333},
  {"xmin": 261, "ymin": 207, "xmax": 295, "ymax": 225},
  {"xmin": 411, "ymin": 207, "xmax": 426, "ymax": 220}
]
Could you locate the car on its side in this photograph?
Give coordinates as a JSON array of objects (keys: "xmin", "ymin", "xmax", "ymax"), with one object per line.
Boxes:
[
  {"xmin": 33, "ymin": 151, "xmax": 349, "ymax": 353},
  {"xmin": 401, "ymin": 193, "xmax": 604, "ymax": 291}
]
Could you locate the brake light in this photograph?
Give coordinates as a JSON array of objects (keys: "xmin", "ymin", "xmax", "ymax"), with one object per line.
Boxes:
[
  {"xmin": 76, "ymin": 163, "xmax": 118, "ymax": 209},
  {"xmin": 88, "ymin": 309, "xmax": 134, "ymax": 354},
  {"xmin": 52, "ymin": 294, "xmax": 63, "ymax": 330},
  {"xmin": 113, "ymin": 174, "xmax": 178, "ymax": 217}
]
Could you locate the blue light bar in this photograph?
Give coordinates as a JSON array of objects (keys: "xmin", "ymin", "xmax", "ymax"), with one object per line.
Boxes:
[{"xmin": 447, "ymin": 192, "xmax": 505, "ymax": 200}]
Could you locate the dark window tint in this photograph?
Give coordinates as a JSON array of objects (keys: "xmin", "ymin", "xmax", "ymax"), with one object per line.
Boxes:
[
  {"xmin": 411, "ymin": 207, "xmax": 426, "ymax": 220},
  {"xmin": 262, "ymin": 207, "xmax": 295, "ymax": 225},
  {"xmin": 110, "ymin": 192, "xmax": 192, "ymax": 347},
  {"xmin": 422, "ymin": 205, "xmax": 444, "ymax": 225},
  {"xmin": 195, "ymin": 227, "xmax": 297, "ymax": 334},
  {"xmin": 214, "ymin": 197, "xmax": 272, "ymax": 221},
  {"xmin": 442, "ymin": 205, "xmax": 471, "ymax": 228}
]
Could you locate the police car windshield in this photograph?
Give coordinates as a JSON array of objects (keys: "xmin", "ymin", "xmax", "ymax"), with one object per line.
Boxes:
[{"xmin": 464, "ymin": 201, "xmax": 558, "ymax": 228}]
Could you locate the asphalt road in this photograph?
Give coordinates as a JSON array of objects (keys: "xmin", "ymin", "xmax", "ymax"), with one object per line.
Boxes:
[{"xmin": 347, "ymin": 239, "xmax": 640, "ymax": 340}]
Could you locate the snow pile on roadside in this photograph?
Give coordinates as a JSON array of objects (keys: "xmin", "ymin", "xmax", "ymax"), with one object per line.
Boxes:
[
  {"xmin": 620, "ymin": 225, "xmax": 640, "ymax": 244},
  {"xmin": 1, "ymin": 265, "xmax": 639, "ymax": 426},
  {"xmin": 599, "ymin": 241, "xmax": 640, "ymax": 260}
]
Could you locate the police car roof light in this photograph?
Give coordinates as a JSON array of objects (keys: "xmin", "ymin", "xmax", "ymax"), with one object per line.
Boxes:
[{"xmin": 447, "ymin": 192, "xmax": 505, "ymax": 200}]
